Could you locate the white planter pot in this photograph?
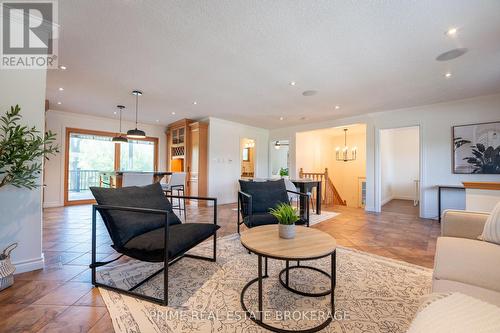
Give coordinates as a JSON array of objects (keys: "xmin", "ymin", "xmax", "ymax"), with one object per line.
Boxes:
[{"xmin": 279, "ymin": 224, "xmax": 296, "ymax": 239}]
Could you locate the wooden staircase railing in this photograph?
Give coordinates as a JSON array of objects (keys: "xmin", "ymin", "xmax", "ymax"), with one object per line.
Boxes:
[{"xmin": 299, "ymin": 167, "xmax": 346, "ymax": 206}]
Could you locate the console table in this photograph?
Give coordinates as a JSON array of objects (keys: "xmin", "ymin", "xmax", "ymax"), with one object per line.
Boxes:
[
  {"xmin": 291, "ymin": 178, "xmax": 322, "ymax": 216},
  {"xmin": 437, "ymin": 185, "xmax": 465, "ymax": 222}
]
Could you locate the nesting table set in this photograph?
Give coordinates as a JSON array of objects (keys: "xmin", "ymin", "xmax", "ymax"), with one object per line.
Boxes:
[{"xmin": 240, "ymin": 225, "xmax": 337, "ymax": 333}]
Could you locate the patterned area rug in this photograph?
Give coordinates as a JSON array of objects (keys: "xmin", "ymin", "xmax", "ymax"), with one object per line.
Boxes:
[
  {"xmin": 309, "ymin": 211, "xmax": 340, "ymax": 226},
  {"xmin": 99, "ymin": 234, "xmax": 431, "ymax": 333}
]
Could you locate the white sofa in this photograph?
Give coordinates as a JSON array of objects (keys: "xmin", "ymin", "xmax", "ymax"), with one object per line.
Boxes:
[{"xmin": 432, "ymin": 210, "xmax": 500, "ymax": 306}]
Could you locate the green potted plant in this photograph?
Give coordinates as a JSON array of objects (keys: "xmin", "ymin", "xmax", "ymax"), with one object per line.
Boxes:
[
  {"xmin": 0, "ymin": 105, "xmax": 58, "ymax": 290},
  {"xmin": 269, "ymin": 203, "xmax": 299, "ymax": 239},
  {"xmin": 279, "ymin": 167, "xmax": 289, "ymax": 179}
]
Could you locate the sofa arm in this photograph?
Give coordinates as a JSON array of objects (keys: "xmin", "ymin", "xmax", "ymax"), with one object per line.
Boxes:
[
  {"xmin": 441, "ymin": 210, "xmax": 489, "ymax": 239},
  {"xmin": 433, "ymin": 237, "xmax": 500, "ymax": 294}
]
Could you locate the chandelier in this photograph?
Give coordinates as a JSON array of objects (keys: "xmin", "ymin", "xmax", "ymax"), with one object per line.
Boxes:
[
  {"xmin": 336, "ymin": 128, "xmax": 357, "ymax": 162},
  {"xmin": 244, "ymin": 140, "xmax": 255, "ymax": 148}
]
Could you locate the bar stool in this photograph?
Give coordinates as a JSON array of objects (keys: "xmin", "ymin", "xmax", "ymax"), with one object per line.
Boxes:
[{"xmin": 162, "ymin": 172, "xmax": 187, "ymax": 217}]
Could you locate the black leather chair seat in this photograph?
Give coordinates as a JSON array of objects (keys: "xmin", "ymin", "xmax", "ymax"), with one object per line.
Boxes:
[
  {"xmin": 243, "ymin": 213, "xmax": 278, "ymax": 227},
  {"xmin": 121, "ymin": 223, "xmax": 220, "ymax": 262},
  {"xmin": 244, "ymin": 213, "xmax": 308, "ymax": 228}
]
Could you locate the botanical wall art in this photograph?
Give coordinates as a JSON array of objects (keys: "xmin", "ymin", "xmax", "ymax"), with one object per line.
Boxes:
[{"xmin": 453, "ymin": 121, "xmax": 500, "ymax": 174}]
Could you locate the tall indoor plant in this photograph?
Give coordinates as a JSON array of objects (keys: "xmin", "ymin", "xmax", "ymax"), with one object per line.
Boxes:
[
  {"xmin": 0, "ymin": 105, "xmax": 58, "ymax": 189},
  {"xmin": 0, "ymin": 105, "xmax": 58, "ymax": 291}
]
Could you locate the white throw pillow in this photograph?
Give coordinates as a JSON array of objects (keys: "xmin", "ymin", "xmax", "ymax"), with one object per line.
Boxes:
[
  {"xmin": 480, "ymin": 201, "xmax": 500, "ymax": 245},
  {"xmin": 408, "ymin": 293, "xmax": 500, "ymax": 333}
]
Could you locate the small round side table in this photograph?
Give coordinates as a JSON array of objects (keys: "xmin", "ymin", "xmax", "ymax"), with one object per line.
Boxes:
[{"xmin": 240, "ymin": 225, "xmax": 337, "ymax": 333}]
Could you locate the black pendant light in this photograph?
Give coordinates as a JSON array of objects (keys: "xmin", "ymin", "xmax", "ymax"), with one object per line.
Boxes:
[
  {"xmin": 127, "ymin": 90, "xmax": 146, "ymax": 139},
  {"xmin": 112, "ymin": 105, "xmax": 128, "ymax": 143}
]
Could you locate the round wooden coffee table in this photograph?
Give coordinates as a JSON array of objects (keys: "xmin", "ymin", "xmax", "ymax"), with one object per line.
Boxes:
[{"xmin": 240, "ymin": 225, "xmax": 337, "ymax": 333}]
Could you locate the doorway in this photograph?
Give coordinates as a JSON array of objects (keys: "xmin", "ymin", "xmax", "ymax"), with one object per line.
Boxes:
[
  {"xmin": 240, "ymin": 138, "xmax": 256, "ymax": 178},
  {"xmin": 378, "ymin": 126, "xmax": 421, "ymax": 216},
  {"xmin": 270, "ymin": 140, "xmax": 290, "ymax": 177}
]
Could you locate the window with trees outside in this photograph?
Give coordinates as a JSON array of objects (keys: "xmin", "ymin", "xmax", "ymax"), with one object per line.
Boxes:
[{"xmin": 65, "ymin": 128, "xmax": 158, "ymax": 205}]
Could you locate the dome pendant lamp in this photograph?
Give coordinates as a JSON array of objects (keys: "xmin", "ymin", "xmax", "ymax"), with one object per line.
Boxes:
[
  {"xmin": 127, "ymin": 90, "xmax": 146, "ymax": 139},
  {"xmin": 112, "ymin": 105, "xmax": 128, "ymax": 143}
]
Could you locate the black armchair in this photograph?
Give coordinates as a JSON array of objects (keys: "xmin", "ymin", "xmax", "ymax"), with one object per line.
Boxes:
[
  {"xmin": 89, "ymin": 183, "xmax": 219, "ymax": 306},
  {"xmin": 237, "ymin": 179, "xmax": 310, "ymax": 233}
]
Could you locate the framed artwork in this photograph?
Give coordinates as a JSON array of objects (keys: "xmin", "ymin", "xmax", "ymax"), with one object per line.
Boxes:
[
  {"xmin": 242, "ymin": 148, "xmax": 250, "ymax": 161},
  {"xmin": 453, "ymin": 121, "xmax": 500, "ymax": 174}
]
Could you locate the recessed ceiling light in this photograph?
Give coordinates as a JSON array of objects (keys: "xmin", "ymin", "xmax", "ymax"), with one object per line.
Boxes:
[
  {"xmin": 193, "ymin": 101, "xmax": 197, "ymax": 105},
  {"xmin": 446, "ymin": 27, "xmax": 458, "ymax": 36},
  {"xmin": 279, "ymin": 116, "xmax": 284, "ymax": 121},
  {"xmin": 290, "ymin": 81, "xmax": 296, "ymax": 86},
  {"xmin": 113, "ymin": 111, "xmax": 117, "ymax": 114},
  {"xmin": 335, "ymin": 105, "xmax": 340, "ymax": 110},
  {"xmin": 445, "ymin": 72, "xmax": 452, "ymax": 78},
  {"xmin": 156, "ymin": 119, "xmax": 159, "ymax": 123},
  {"xmin": 59, "ymin": 65, "xmax": 67, "ymax": 70},
  {"xmin": 171, "ymin": 112, "xmax": 176, "ymax": 115},
  {"xmin": 57, "ymin": 101, "xmax": 62, "ymax": 105},
  {"xmin": 58, "ymin": 87, "xmax": 64, "ymax": 91}
]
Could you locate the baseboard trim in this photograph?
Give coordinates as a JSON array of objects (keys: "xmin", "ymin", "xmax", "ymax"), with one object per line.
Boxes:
[
  {"xmin": 382, "ymin": 196, "xmax": 416, "ymax": 205},
  {"xmin": 365, "ymin": 205, "xmax": 376, "ymax": 212},
  {"xmin": 381, "ymin": 196, "xmax": 394, "ymax": 206},
  {"xmin": 393, "ymin": 195, "xmax": 416, "ymax": 201},
  {"xmin": 12, "ymin": 255, "xmax": 45, "ymax": 274},
  {"xmin": 43, "ymin": 201, "xmax": 62, "ymax": 208}
]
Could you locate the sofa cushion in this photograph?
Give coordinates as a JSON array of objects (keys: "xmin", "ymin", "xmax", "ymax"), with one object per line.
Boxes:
[
  {"xmin": 480, "ymin": 201, "xmax": 500, "ymax": 245},
  {"xmin": 239, "ymin": 179, "xmax": 290, "ymax": 213},
  {"xmin": 433, "ymin": 237, "xmax": 500, "ymax": 294},
  {"xmin": 90, "ymin": 183, "xmax": 181, "ymax": 249},
  {"xmin": 122, "ymin": 223, "xmax": 219, "ymax": 262},
  {"xmin": 432, "ymin": 279, "xmax": 500, "ymax": 307}
]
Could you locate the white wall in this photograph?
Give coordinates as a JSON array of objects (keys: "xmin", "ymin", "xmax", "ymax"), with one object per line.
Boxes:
[
  {"xmin": 296, "ymin": 130, "xmax": 335, "ymax": 175},
  {"xmin": 466, "ymin": 189, "xmax": 500, "ymax": 213},
  {"xmin": 0, "ymin": 70, "xmax": 47, "ymax": 273},
  {"xmin": 380, "ymin": 126, "xmax": 420, "ymax": 205},
  {"xmin": 207, "ymin": 117, "xmax": 269, "ymax": 204},
  {"xmin": 44, "ymin": 110, "xmax": 168, "ymax": 207},
  {"xmin": 270, "ymin": 93, "xmax": 500, "ymax": 219}
]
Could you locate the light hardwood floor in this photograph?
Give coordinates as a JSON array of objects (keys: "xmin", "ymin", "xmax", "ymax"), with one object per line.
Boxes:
[{"xmin": 0, "ymin": 202, "xmax": 440, "ymax": 332}]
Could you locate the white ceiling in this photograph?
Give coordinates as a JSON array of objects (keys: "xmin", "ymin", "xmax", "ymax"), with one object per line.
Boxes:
[
  {"xmin": 47, "ymin": 0, "xmax": 500, "ymax": 129},
  {"xmin": 299, "ymin": 123, "xmax": 366, "ymax": 137}
]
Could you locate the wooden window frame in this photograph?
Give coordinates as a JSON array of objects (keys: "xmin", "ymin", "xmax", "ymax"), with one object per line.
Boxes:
[{"xmin": 64, "ymin": 127, "xmax": 159, "ymax": 206}]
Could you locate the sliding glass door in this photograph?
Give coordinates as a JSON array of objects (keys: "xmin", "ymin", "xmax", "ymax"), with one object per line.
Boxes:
[
  {"xmin": 64, "ymin": 128, "xmax": 158, "ymax": 205},
  {"xmin": 67, "ymin": 132, "xmax": 115, "ymax": 202},
  {"xmin": 120, "ymin": 139, "xmax": 157, "ymax": 172}
]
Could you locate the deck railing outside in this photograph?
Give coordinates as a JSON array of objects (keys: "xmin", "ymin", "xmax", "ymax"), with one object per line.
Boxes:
[{"xmin": 68, "ymin": 169, "xmax": 101, "ymax": 192}]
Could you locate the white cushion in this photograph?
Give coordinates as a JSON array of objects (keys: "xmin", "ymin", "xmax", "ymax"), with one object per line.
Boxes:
[
  {"xmin": 480, "ymin": 201, "xmax": 500, "ymax": 245},
  {"xmin": 408, "ymin": 293, "xmax": 500, "ymax": 333}
]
